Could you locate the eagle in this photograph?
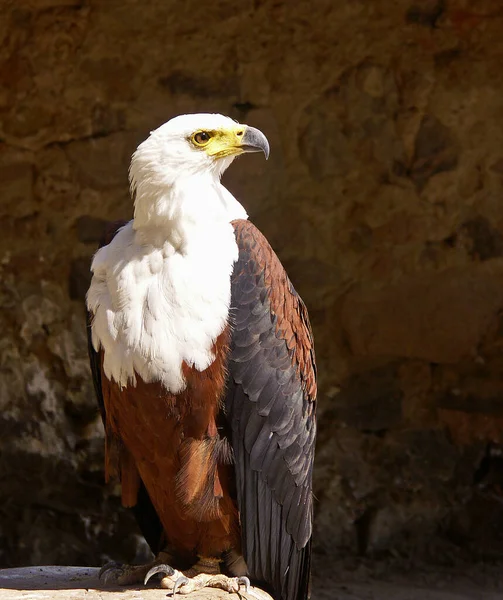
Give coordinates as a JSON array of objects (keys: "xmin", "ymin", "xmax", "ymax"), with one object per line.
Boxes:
[{"xmin": 86, "ymin": 113, "xmax": 317, "ymax": 600}]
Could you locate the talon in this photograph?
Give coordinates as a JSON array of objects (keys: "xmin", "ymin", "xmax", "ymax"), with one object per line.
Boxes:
[
  {"xmin": 236, "ymin": 576, "xmax": 251, "ymax": 592},
  {"xmin": 173, "ymin": 574, "xmax": 190, "ymax": 595},
  {"xmin": 144, "ymin": 564, "xmax": 175, "ymax": 585}
]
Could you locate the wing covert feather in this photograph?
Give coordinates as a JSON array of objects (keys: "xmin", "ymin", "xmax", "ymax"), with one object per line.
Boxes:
[{"xmin": 226, "ymin": 219, "xmax": 317, "ymax": 600}]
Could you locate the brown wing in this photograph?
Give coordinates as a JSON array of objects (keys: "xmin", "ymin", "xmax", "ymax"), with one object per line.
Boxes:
[{"xmin": 225, "ymin": 219, "xmax": 317, "ymax": 600}]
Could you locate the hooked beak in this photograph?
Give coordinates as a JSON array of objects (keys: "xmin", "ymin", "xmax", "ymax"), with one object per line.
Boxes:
[
  {"xmin": 240, "ymin": 126, "xmax": 270, "ymax": 160},
  {"xmin": 205, "ymin": 124, "xmax": 270, "ymax": 160}
]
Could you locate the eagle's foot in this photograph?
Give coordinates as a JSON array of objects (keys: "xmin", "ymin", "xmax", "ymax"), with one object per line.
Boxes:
[
  {"xmin": 100, "ymin": 551, "xmax": 174, "ymax": 586},
  {"xmin": 171, "ymin": 572, "xmax": 250, "ymax": 595},
  {"xmin": 144, "ymin": 564, "xmax": 251, "ymax": 595},
  {"xmin": 99, "ymin": 560, "xmax": 155, "ymax": 586}
]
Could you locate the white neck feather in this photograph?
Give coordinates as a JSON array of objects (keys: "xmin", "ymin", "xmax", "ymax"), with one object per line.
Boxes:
[{"xmin": 132, "ymin": 174, "xmax": 247, "ymax": 250}]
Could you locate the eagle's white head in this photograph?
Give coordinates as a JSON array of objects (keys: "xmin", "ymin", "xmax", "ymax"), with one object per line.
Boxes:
[{"xmin": 129, "ymin": 113, "xmax": 269, "ymax": 241}]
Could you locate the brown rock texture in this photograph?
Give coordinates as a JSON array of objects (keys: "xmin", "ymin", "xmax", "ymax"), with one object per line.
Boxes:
[{"xmin": 2, "ymin": 0, "xmax": 503, "ymax": 580}]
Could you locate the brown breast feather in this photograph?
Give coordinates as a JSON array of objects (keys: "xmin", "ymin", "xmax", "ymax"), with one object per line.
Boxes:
[{"xmin": 100, "ymin": 328, "xmax": 240, "ymax": 558}]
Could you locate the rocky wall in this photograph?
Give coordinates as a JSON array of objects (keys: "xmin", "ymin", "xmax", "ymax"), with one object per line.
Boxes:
[{"xmin": 2, "ymin": 0, "xmax": 503, "ymax": 569}]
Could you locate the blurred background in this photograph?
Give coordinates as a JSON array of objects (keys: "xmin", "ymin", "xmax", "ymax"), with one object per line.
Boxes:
[{"xmin": 2, "ymin": 0, "xmax": 503, "ymax": 585}]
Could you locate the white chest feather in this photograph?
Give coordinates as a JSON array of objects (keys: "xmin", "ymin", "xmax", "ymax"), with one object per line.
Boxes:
[{"xmin": 87, "ymin": 221, "xmax": 238, "ymax": 393}]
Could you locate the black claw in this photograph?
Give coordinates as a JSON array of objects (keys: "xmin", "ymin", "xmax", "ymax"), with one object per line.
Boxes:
[
  {"xmin": 144, "ymin": 563, "xmax": 176, "ymax": 586},
  {"xmin": 173, "ymin": 575, "xmax": 190, "ymax": 596}
]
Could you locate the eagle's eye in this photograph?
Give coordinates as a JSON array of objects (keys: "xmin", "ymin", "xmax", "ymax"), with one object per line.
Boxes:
[{"xmin": 192, "ymin": 131, "xmax": 212, "ymax": 146}]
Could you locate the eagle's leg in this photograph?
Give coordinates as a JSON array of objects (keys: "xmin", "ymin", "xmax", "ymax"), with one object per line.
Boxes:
[
  {"xmin": 99, "ymin": 550, "xmax": 174, "ymax": 586},
  {"xmin": 144, "ymin": 557, "xmax": 250, "ymax": 595}
]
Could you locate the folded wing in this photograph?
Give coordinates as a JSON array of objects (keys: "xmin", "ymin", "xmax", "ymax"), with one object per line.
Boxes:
[{"xmin": 226, "ymin": 219, "xmax": 317, "ymax": 600}]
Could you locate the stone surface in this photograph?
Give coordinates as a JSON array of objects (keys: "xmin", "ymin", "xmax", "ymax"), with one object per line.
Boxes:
[
  {"xmin": 0, "ymin": 567, "xmax": 272, "ymax": 599},
  {"xmin": 2, "ymin": 0, "xmax": 503, "ymax": 582},
  {"xmin": 1, "ymin": 565, "xmax": 502, "ymax": 600}
]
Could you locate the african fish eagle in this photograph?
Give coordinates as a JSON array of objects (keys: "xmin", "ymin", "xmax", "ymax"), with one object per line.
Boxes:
[{"xmin": 86, "ymin": 113, "xmax": 317, "ymax": 600}]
